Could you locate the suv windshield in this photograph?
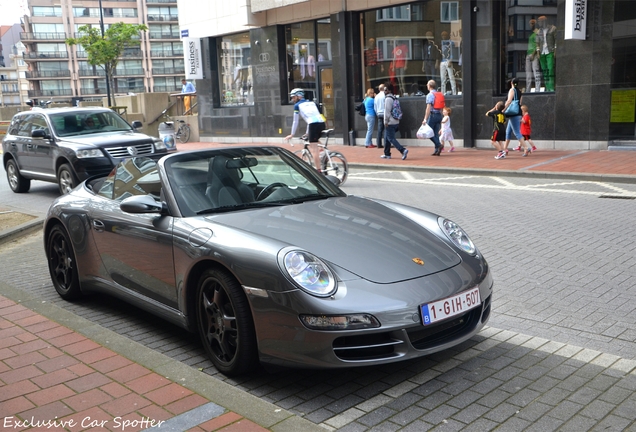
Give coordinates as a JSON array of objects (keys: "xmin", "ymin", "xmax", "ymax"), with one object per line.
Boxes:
[{"xmin": 50, "ymin": 111, "xmax": 132, "ymax": 137}]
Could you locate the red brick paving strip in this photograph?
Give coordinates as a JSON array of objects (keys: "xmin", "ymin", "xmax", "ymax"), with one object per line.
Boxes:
[{"xmin": 0, "ymin": 295, "xmax": 270, "ymax": 431}]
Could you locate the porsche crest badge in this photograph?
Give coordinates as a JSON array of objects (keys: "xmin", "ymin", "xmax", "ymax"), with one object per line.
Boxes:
[{"xmin": 412, "ymin": 258, "xmax": 424, "ymax": 266}]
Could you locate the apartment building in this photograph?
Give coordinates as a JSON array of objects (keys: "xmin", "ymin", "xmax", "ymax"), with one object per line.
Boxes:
[
  {"xmin": 21, "ymin": 0, "xmax": 185, "ymax": 103},
  {"xmin": 1, "ymin": 25, "xmax": 29, "ymax": 106}
]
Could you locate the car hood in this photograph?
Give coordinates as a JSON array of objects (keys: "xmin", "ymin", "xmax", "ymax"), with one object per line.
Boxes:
[
  {"xmin": 209, "ymin": 196, "xmax": 461, "ymax": 284},
  {"xmin": 59, "ymin": 131, "xmax": 154, "ymax": 147}
]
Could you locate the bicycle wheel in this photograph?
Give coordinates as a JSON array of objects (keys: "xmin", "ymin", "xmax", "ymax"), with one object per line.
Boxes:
[
  {"xmin": 178, "ymin": 124, "xmax": 191, "ymax": 143},
  {"xmin": 294, "ymin": 149, "xmax": 314, "ymax": 167},
  {"xmin": 324, "ymin": 152, "xmax": 348, "ymax": 185}
]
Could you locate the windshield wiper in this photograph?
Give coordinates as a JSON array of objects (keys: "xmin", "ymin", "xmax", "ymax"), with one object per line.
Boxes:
[
  {"xmin": 196, "ymin": 201, "xmax": 286, "ymax": 215},
  {"xmin": 280, "ymin": 193, "xmax": 331, "ymax": 204}
]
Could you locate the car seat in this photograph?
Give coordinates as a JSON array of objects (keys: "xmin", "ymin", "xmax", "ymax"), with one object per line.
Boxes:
[
  {"xmin": 62, "ymin": 115, "xmax": 80, "ymax": 134},
  {"xmin": 205, "ymin": 155, "xmax": 255, "ymax": 208}
]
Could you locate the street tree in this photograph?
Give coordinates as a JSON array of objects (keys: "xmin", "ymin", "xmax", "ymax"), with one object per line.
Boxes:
[{"xmin": 66, "ymin": 22, "xmax": 148, "ymax": 106}]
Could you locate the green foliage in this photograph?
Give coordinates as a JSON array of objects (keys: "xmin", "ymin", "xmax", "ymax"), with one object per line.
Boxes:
[{"xmin": 66, "ymin": 23, "xmax": 148, "ymax": 103}]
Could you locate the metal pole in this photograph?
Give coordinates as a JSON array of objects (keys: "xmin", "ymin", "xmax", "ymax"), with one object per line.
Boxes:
[{"xmin": 98, "ymin": 0, "xmax": 111, "ymax": 107}]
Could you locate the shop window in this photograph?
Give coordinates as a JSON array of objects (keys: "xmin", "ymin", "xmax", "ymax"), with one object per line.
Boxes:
[
  {"xmin": 502, "ymin": 3, "xmax": 557, "ymax": 94},
  {"xmin": 219, "ymin": 32, "xmax": 253, "ymax": 106},
  {"xmin": 363, "ymin": 1, "xmax": 462, "ymax": 97}
]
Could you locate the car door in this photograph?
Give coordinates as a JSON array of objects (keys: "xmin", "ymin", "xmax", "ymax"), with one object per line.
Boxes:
[
  {"xmin": 88, "ymin": 157, "xmax": 178, "ymax": 308},
  {"xmin": 25, "ymin": 113, "xmax": 55, "ymax": 176},
  {"xmin": 5, "ymin": 114, "xmax": 35, "ymax": 173}
]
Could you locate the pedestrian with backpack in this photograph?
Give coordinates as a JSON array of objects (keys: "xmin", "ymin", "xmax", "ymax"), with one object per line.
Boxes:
[
  {"xmin": 422, "ymin": 80, "xmax": 445, "ymax": 155},
  {"xmin": 381, "ymin": 83, "xmax": 408, "ymax": 160}
]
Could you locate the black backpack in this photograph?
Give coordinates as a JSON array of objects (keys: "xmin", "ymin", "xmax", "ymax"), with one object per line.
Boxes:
[{"xmin": 355, "ymin": 101, "xmax": 366, "ymax": 117}]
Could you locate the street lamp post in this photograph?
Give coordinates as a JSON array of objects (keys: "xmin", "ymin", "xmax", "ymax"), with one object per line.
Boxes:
[{"xmin": 98, "ymin": 0, "xmax": 112, "ymax": 107}]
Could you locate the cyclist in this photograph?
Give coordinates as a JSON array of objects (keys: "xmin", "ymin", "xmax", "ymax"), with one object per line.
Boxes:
[{"xmin": 285, "ymin": 88, "xmax": 325, "ymax": 171}]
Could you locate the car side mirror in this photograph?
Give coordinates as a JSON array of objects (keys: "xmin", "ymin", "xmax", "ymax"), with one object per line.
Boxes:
[
  {"xmin": 324, "ymin": 174, "xmax": 341, "ymax": 187},
  {"xmin": 120, "ymin": 194, "xmax": 163, "ymax": 214},
  {"xmin": 31, "ymin": 129, "xmax": 49, "ymax": 139},
  {"xmin": 131, "ymin": 120, "xmax": 143, "ymax": 129}
]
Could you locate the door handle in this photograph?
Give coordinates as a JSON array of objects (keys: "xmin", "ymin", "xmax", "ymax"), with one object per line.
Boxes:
[{"xmin": 92, "ymin": 219, "xmax": 105, "ymax": 232}]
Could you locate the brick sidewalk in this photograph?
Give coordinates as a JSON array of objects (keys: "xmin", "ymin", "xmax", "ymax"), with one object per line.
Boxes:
[{"xmin": 0, "ymin": 294, "xmax": 283, "ymax": 432}]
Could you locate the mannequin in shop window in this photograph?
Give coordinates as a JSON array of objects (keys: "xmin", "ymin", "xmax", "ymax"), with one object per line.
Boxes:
[
  {"xmin": 391, "ymin": 41, "xmax": 408, "ymax": 96},
  {"xmin": 365, "ymin": 38, "xmax": 383, "ymax": 91},
  {"xmin": 536, "ymin": 15, "xmax": 556, "ymax": 92},
  {"xmin": 440, "ymin": 31, "xmax": 457, "ymax": 95},
  {"xmin": 525, "ymin": 19, "xmax": 542, "ymax": 92},
  {"xmin": 421, "ymin": 31, "xmax": 441, "ymax": 86}
]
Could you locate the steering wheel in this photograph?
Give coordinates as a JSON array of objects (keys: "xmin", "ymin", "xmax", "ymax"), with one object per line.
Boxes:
[{"xmin": 256, "ymin": 182, "xmax": 287, "ymax": 201}]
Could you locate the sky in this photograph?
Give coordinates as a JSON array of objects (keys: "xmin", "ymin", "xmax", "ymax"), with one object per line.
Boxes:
[{"xmin": 0, "ymin": 0, "xmax": 28, "ymax": 26}]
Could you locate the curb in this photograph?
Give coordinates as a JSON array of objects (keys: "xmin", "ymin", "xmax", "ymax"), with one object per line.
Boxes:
[{"xmin": 0, "ymin": 216, "xmax": 45, "ymax": 246}]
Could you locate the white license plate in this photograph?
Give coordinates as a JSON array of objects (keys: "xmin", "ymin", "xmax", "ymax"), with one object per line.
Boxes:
[{"xmin": 420, "ymin": 287, "xmax": 481, "ymax": 326}]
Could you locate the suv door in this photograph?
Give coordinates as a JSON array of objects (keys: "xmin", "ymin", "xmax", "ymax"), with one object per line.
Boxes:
[
  {"xmin": 3, "ymin": 114, "xmax": 31, "ymax": 173},
  {"xmin": 25, "ymin": 113, "xmax": 55, "ymax": 176}
]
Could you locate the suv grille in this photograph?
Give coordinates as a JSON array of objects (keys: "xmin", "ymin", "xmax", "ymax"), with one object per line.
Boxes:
[{"xmin": 105, "ymin": 143, "xmax": 155, "ymax": 159}]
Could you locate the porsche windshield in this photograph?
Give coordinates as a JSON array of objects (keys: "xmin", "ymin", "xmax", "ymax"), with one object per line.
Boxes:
[
  {"xmin": 50, "ymin": 111, "xmax": 132, "ymax": 137},
  {"xmin": 164, "ymin": 147, "xmax": 345, "ymax": 217}
]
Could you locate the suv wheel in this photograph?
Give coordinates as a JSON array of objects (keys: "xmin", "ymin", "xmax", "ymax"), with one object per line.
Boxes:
[
  {"xmin": 57, "ymin": 163, "xmax": 78, "ymax": 195},
  {"xmin": 5, "ymin": 159, "xmax": 31, "ymax": 193}
]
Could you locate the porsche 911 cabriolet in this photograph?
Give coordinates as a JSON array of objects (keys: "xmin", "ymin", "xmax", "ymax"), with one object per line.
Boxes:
[{"xmin": 44, "ymin": 146, "xmax": 493, "ymax": 376}]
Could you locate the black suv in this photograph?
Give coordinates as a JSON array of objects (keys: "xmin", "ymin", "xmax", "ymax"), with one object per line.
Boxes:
[{"xmin": 2, "ymin": 107, "xmax": 173, "ymax": 194}]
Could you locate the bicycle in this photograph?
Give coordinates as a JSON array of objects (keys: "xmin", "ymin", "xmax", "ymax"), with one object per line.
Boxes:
[
  {"xmin": 289, "ymin": 129, "xmax": 348, "ymax": 185},
  {"xmin": 159, "ymin": 108, "xmax": 191, "ymax": 143}
]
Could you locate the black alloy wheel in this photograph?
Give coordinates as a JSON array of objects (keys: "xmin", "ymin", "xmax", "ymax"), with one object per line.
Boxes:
[
  {"xmin": 196, "ymin": 268, "xmax": 258, "ymax": 376},
  {"xmin": 46, "ymin": 225, "xmax": 82, "ymax": 300}
]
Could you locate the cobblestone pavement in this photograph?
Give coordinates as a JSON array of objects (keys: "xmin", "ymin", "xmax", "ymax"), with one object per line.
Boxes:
[{"xmin": 2, "ymin": 170, "xmax": 635, "ymax": 431}]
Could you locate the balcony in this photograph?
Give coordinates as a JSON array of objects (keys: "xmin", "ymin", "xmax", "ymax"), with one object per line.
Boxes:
[
  {"xmin": 147, "ymin": 0, "xmax": 177, "ymax": 3},
  {"xmin": 26, "ymin": 70, "xmax": 71, "ymax": 78},
  {"xmin": 149, "ymin": 32, "xmax": 180, "ymax": 39},
  {"xmin": 24, "ymin": 52, "xmax": 69, "ymax": 60},
  {"xmin": 28, "ymin": 89, "xmax": 73, "ymax": 97},
  {"xmin": 78, "ymin": 69, "xmax": 107, "ymax": 77},
  {"xmin": 114, "ymin": 68, "xmax": 144, "ymax": 76},
  {"xmin": 150, "ymin": 49, "xmax": 183, "ymax": 58},
  {"xmin": 21, "ymin": 32, "xmax": 67, "ymax": 41},
  {"xmin": 152, "ymin": 67, "xmax": 185, "ymax": 75},
  {"xmin": 122, "ymin": 49, "xmax": 143, "ymax": 58},
  {"xmin": 80, "ymin": 88, "xmax": 107, "ymax": 95},
  {"xmin": 147, "ymin": 14, "xmax": 178, "ymax": 22}
]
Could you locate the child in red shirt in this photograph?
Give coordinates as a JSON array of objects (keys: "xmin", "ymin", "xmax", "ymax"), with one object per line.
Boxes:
[{"xmin": 516, "ymin": 105, "xmax": 537, "ymax": 152}]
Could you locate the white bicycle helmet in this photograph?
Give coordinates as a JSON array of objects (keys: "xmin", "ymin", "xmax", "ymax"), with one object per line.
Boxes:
[{"xmin": 289, "ymin": 88, "xmax": 304, "ymax": 98}]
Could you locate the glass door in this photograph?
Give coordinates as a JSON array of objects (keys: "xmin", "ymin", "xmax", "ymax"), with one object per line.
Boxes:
[{"xmin": 318, "ymin": 65, "xmax": 334, "ymax": 127}]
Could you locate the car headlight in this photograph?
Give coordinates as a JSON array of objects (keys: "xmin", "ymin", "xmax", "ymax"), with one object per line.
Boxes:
[
  {"xmin": 282, "ymin": 250, "xmax": 336, "ymax": 297},
  {"xmin": 75, "ymin": 149, "xmax": 103, "ymax": 158},
  {"xmin": 440, "ymin": 218, "xmax": 476, "ymax": 255},
  {"xmin": 154, "ymin": 138, "xmax": 166, "ymax": 151}
]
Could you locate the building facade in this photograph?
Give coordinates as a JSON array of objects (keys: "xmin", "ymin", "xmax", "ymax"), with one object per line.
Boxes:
[
  {"xmin": 178, "ymin": 0, "xmax": 636, "ymax": 149},
  {"xmin": 21, "ymin": 0, "xmax": 185, "ymax": 104}
]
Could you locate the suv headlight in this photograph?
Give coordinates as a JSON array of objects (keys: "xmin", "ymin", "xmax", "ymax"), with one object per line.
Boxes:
[
  {"xmin": 75, "ymin": 149, "xmax": 103, "ymax": 158},
  {"xmin": 282, "ymin": 250, "xmax": 337, "ymax": 297},
  {"xmin": 440, "ymin": 218, "xmax": 476, "ymax": 255},
  {"xmin": 154, "ymin": 138, "xmax": 166, "ymax": 151}
]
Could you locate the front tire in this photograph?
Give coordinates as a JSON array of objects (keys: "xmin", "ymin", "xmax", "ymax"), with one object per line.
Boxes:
[
  {"xmin": 324, "ymin": 152, "xmax": 348, "ymax": 185},
  {"xmin": 46, "ymin": 225, "xmax": 82, "ymax": 300},
  {"xmin": 57, "ymin": 163, "xmax": 78, "ymax": 195},
  {"xmin": 196, "ymin": 268, "xmax": 258, "ymax": 376},
  {"xmin": 5, "ymin": 159, "xmax": 31, "ymax": 193},
  {"xmin": 178, "ymin": 124, "xmax": 191, "ymax": 143}
]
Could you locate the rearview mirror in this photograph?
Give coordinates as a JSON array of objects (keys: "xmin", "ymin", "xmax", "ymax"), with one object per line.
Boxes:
[
  {"xmin": 120, "ymin": 194, "xmax": 163, "ymax": 214},
  {"xmin": 131, "ymin": 120, "xmax": 143, "ymax": 129},
  {"xmin": 31, "ymin": 129, "xmax": 49, "ymax": 139}
]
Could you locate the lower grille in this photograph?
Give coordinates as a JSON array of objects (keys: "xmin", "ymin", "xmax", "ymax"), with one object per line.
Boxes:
[
  {"xmin": 105, "ymin": 143, "xmax": 155, "ymax": 159},
  {"xmin": 406, "ymin": 295, "xmax": 490, "ymax": 350},
  {"xmin": 333, "ymin": 332, "xmax": 402, "ymax": 361}
]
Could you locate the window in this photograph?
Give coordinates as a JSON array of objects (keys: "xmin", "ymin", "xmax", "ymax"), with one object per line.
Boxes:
[
  {"xmin": 219, "ymin": 32, "xmax": 253, "ymax": 106},
  {"xmin": 440, "ymin": 2, "xmax": 459, "ymax": 22},
  {"xmin": 33, "ymin": 6, "xmax": 62, "ymax": 17},
  {"xmin": 501, "ymin": 7, "xmax": 557, "ymax": 93},
  {"xmin": 363, "ymin": 1, "xmax": 463, "ymax": 97}
]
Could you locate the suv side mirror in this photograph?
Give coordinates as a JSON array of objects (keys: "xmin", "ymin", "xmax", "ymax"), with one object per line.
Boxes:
[
  {"xmin": 31, "ymin": 129, "xmax": 49, "ymax": 139},
  {"xmin": 131, "ymin": 120, "xmax": 143, "ymax": 129}
]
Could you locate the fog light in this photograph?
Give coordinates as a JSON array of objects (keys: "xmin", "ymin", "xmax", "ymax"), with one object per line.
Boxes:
[{"xmin": 300, "ymin": 314, "xmax": 380, "ymax": 330}]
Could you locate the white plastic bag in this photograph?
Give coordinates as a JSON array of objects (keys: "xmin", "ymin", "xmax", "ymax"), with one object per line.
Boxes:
[{"xmin": 417, "ymin": 123, "xmax": 434, "ymax": 139}]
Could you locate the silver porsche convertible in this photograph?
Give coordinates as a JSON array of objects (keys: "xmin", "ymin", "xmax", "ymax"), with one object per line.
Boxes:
[{"xmin": 44, "ymin": 146, "xmax": 493, "ymax": 376}]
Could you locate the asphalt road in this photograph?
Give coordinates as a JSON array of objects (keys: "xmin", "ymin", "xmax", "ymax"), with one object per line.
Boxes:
[{"xmin": 1, "ymin": 167, "xmax": 636, "ymax": 430}]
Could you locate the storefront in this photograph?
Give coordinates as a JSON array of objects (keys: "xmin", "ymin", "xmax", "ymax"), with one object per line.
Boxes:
[{"xmin": 181, "ymin": 0, "xmax": 636, "ymax": 149}]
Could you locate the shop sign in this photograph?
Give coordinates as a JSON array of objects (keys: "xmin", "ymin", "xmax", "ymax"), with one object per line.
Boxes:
[
  {"xmin": 565, "ymin": 0, "xmax": 587, "ymax": 40},
  {"xmin": 183, "ymin": 38, "xmax": 203, "ymax": 79}
]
